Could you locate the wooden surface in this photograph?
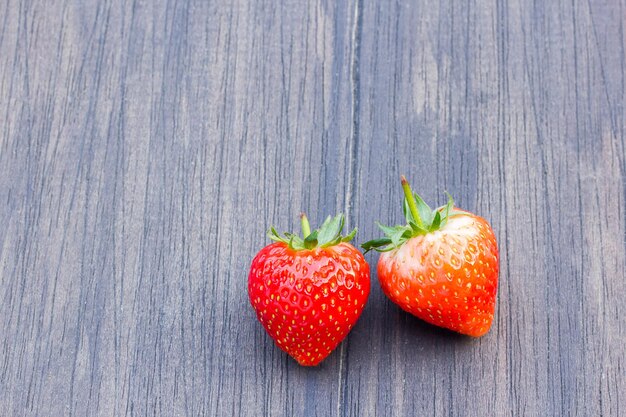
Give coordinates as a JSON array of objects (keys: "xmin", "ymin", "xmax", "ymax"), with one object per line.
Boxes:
[{"xmin": 1, "ymin": 0, "xmax": 624, "ymax": 415}]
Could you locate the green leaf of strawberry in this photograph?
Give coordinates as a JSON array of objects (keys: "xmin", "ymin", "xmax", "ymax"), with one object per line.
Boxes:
[
  {"xmin": 268, "ymin": 213, "xmax": 357, "ymax": 251},
  {"xmin": 363, "ymin": 177, "xmax": 469, "ymax": 253},
  {"xmin": 362, "ymin": 176, "xmax": 499, "ymax": 337},
  {"xmin": 250, "ymin": 212, "xmax": 370, "ymax": 366}
]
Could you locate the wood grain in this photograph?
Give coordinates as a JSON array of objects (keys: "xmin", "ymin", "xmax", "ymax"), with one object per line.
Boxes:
[{"xmin": 0, "ymin": 0, "xmax": 624, "ymax": 416}]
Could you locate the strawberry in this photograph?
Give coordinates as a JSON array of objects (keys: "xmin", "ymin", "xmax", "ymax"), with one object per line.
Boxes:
[
  {"xmin": 362, "ymin": 176, "xmax": 499, "ymax": 337},
  {"xmin": 248, "ymin": 213, "xmax": 370, "ymax": 366}
]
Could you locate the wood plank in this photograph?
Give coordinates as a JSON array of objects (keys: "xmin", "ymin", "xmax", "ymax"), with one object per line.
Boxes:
[
  {"xmin": 0, "ymin": 0, "xmax": 359, "ymax": 415},
  {"xmin": 0, "ymin": 0, "xmax": 624, "ymax": 416},
  {"xmin": 344, "ymin": 0, "xmax": 625, "ymax": 416}
]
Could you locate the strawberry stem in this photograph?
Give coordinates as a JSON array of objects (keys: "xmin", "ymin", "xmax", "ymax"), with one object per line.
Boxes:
[
  {"xmin": 401, "ymin": 175, "xmax": 424, "ymax": 229},
  {"xmin": 300, "ymin": 212, "xmax": 311, "ymax": 238}
]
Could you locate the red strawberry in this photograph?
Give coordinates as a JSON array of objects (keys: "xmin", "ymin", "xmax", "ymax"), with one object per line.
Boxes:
[
  {"xmin": 249, "ymin": 213, "xmax": 370, "ymax": 366},
  {"xmin": 362, "ymin": 176, "xmax": 499, "ymax": 337}
]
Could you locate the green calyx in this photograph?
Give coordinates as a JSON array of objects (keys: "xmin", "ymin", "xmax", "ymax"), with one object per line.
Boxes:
[
  {"xmin": 361, "ymin": 175, "xmax": 463, "ymax": 253},
  {"xmin": 268, "ymin": 213, "xmax": 357, "ymax": 251}
]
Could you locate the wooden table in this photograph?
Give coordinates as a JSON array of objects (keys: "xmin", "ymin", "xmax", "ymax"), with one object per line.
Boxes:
[{"xmin": 1, "ymin": 1, "xmax": 624, "ymax": 416}]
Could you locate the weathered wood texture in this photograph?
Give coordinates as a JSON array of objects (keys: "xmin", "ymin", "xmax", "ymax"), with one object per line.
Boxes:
[{"xmin": 0, "ymin": 0, "xmax": 624, "ymax": 416}]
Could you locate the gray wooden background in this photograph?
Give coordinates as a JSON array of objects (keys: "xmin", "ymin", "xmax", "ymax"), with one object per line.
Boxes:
[{"xmin": 1, "ymin": 0, "xmax": 624, "ymax": 416}]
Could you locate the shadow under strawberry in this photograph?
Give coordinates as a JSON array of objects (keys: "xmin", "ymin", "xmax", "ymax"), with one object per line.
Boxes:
[{"xmin": 392, "ymin": 305, "xmax": 472, "ymax": 344}]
